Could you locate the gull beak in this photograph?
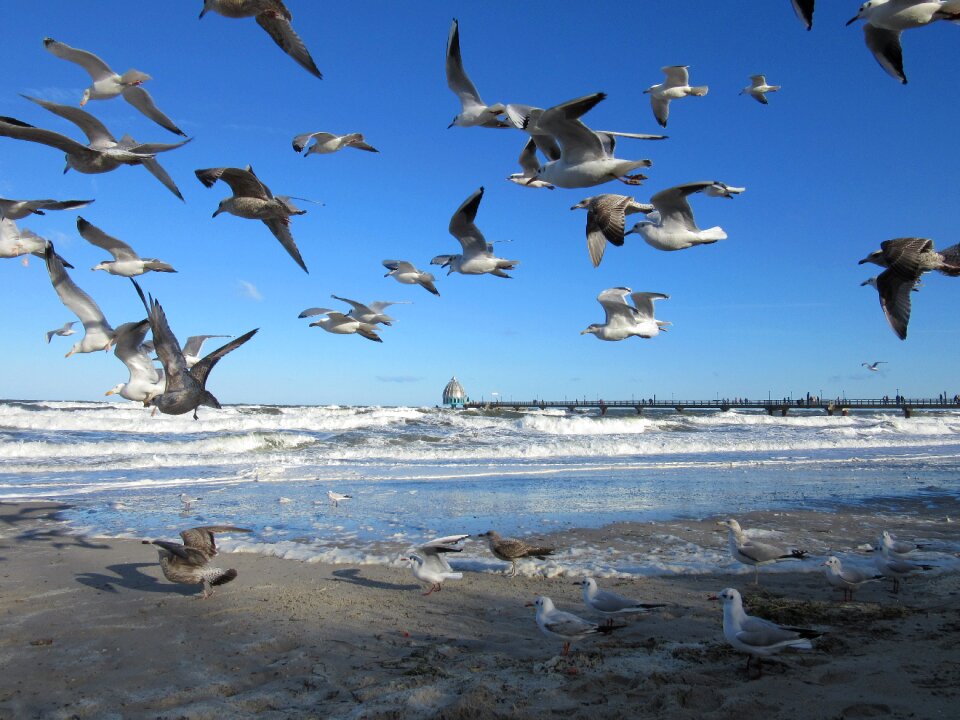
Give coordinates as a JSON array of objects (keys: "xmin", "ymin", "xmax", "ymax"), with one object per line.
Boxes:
[
  {"xmin": 706, "ymin": 594, "xmax": 719, "ymax": 601},
  {"xmin": 211, "ymin": 209, "xmax": 221, "ymax": 218},
  {"xmin": 64, "ymin": 348, "xmax": 75, "ymax": 358},
  {"xmin": 104, "ymin": 389, "xmax": 115, "ymax": 396},
  {"xmin": 524, "ymin": 602, "xmax": 535, "ymax": 608},
  {"xmin": 199, "ymin": 7, "xmax": 208, "ymax": 19},
  {"xmin": 845, "ymin": 15, "xmax": 859, "ymax": 26},
  {"xmin": 63, "ymin": 164, "xmax": 71, "ymax": 175}
]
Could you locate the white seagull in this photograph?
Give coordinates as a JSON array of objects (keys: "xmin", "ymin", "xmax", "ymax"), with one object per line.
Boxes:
[
  {"xmin": 575, "ymin": 578, "xmax": 667, "ymax": 625},
  {"xmin": 330, "ymin": 295, "xmax": 409, "ymax": 326},
  {"xmin": 43, "ymin": 37, "xmax": 185, "ymax": 136},
  {"xmin": 199, "ymin": 0, "xmax": 322, "ymax": 79},
  {"xmin": 45, "ymin": 321, "xmax": 77, "ymax": 344},
  {"xmin": 878, "ymin": 529, "xmax": 929, "ymax": 556},
  {"xmin": 792, "ymin": 0, "xmax": 815, "ymax": 29},
  {"xmin": 299, "ymin": 308, "xmax": 383, "ymax": 342},
  {"xmin": 196, "ymin": 165, "xmax": 309, "ymax": 273},
  {"xmin": 382, "ymin": 260, "xmax": 440, "ymax": 296},
  {"xmin": 862, "ymin": 361, "xmax": 886, "ymax": 371},
  {"xmin": 445, "ymin": 19, "xmax": 508, "ymax": 128},
  {"xmin": 582, "ymin": 287, "xmax": 670, "ymax": 342},
  {"xmin": 431, "ymin": 187, "xmax": 518, "ymax": 278},
  {"xmin": 401, "ymin": 534, "xmax": 468, "ymax": 595},
  {"xmin": 717, "ymin": 519, "xmax": 808, "ymax": 584},
  {"xmin": 44, "ymin": 243, "xmax": 115, "ymax": 357},
  {"xmin": 0, "ymin": 196, "xmax": 92, "ymax": 221},
  {"xmin": 822, "ymin": 555, "xmax": 885, "ymax": 601},
  {"xmin": 179, "ymin": 493, "xmax": 202, "ymax": 508},
  {"xmin": 526, "ymin": 596, "xmax": 620, "ymax": 656},
  {"xmin": 875, "ymin": 547, "xmax": 934, "ymax": 593},
  {"xmin": 105, "ymin": 319, "xmax": 165, "ymax": 404},
  {"xmin": 624, "ymin": 181, "xmax": 734, "ymax": 251},
  {"xmin": 718, "ymin": 587, "xmax": 821, "ymax": 676},
  {"xmin": 741, "ymin": 75, "xmax": 781, "ymax": 104},
  {"xmin": 507, "ymin": 138, "xmax": 555, "ymax": 190},
  {"xmin": 0, "ymin": 218, "xmax": 51, "ymax": 265},
  {"xmin": 327, "ymin": 490, "xmax": 352, "ymax": 507},
  {"xmin": 182, "ymin": 335, "xmax": 231, "ymax": 368},
  {"xmin": 846, "ymin": 0, "xmax": 960, "ymax": 83},
  {"xmin": 292, "ymin": 131, "xmax": 378, "ymax": 156},
  {"xmin": 644, "ymin": 66, "xmax": 709, "ymax": 128},
  {"xmin": 570, "ymin": 194, "xmax": 655, "ymax": 267},
  {"xmin": 78, "ymin": 217, "xmax": 177, "ymax": 277}
]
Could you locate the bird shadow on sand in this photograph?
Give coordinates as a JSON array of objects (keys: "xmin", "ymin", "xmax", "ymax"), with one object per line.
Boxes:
[
  {"xmin": 332, "ymin": 567, "xmax": 420, "ymax": 591},
  {"xmin": 75, "ymin": 562, "xmax": 196, "ymax": 596}
]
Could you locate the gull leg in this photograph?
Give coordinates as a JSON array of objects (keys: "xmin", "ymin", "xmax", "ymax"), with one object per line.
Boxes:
[
  {"xmin": 422, "ymin": 583, "xmax": 438, "ymax": 596},
  {"xmin": 617, "ymin": 173, "xmax": 647, "ymax": 185},
  {"xmin": 510, "ymin": 561, "xmax": 517, "ymax": 578},
  {"xmin": 561, "ymin": 642, "xmax": 570, "ymax": 656},
  {"xmin": 892, "ymin": 578, "xmax": 900, "ymax": 594}
]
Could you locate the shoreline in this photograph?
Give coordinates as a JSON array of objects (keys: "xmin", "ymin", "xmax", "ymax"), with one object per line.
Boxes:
[{"xmin": 2, "ymin": 500, "xmax": 959, "ymax": 719}]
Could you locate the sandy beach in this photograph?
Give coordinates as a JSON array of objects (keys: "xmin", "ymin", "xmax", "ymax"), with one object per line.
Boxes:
[{"xmin": 2, "ymin": 497, "xmax": 959, "ymax": 719}]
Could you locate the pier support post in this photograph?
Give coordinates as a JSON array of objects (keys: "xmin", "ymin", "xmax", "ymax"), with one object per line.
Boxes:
[
  {"xmin": 635, "ymin": 406, "xmax": 643, "ymax": 415},
  {"xmin": 903, "ymin": 407, "xmax": 912, "ymax": 418},
  {"xmin": 674, "ymin": 406, "xmax": 685, "ymax": 413}
]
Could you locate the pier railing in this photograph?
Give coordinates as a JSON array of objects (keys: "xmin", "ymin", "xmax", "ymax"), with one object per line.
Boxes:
[{"xmin": 460, "ymin": 397, "xmax": 960, "ymax": 418}]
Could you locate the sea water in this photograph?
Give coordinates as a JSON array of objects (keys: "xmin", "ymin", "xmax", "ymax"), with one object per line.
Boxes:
[{"xmin": 3, "ymin": 400, "xmax": 959, "ymax": 575}]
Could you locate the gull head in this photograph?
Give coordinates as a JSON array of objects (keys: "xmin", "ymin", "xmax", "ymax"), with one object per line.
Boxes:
[
  {"xmin": 526, "ymin": 596, "xmax": 554, "ymax": 612},
  {"xmin": 861, "ymin": 276, "xmax": 879, "ymax": 288},
  {"xmin": 858, "ymin": 250, "xmax": 885, "ymax": 267},
  {"xmin": 63, "ymin": 156, "xmax": 73, "ymax": 174},
  {"xmin": 80, "ymin": 88, "xmax": 92, "ymax": 107},
  {"xmin": 573, "ymin": 578, "xmax": 597, "ymax": 592},
  {"xmin": 716, "ymin": 518, "xmax": 743, "ymax": 533},
  {"xmin": 212, "ymin": 201, "xmax": 228, "ymax": 218},
  {"xmin": 104, "ymin": 383, "xmax": 124, "ymax": 397},
  {"xmin": 822, "ymin": 556, "xmax": 841, "ymax": 570},
  {"xmin": 717, "ymin": 588, "xmax": 740, "ymax": 605},
  {"xmin": 624, "ymin": 220, "xmax": 652, "ymax": 237},
  {"xmin": 580, "ymin": 324, "xmax": 601, "ymax": 336},
  {"xmin": 570, "ymin": 197, "xmax": 593, "ymax": 211},
  {"xmin": 846, "ymin": 2, "xmax": 874, "ymax": 26},
  {"xmin": 92, "ymin": 261, "xmax": 110, "ymax": 272},
  {"xmin": 447, "ymin": 116, "xmax": 458, "ymax": 129}
]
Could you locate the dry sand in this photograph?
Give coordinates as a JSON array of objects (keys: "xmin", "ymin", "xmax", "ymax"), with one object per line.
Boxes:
[{"xmin": 2, "ymin": 497, "xmax": 959, "ymax": 719}]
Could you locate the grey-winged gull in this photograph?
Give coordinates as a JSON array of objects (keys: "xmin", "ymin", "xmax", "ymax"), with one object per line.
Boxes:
[
  {"xmin": 430, "ymin": 187, "xmax": 518, "ymax": 278},
  {"xmin": 401, "ymin": 534, "xmax": 468, "ymax": 595},
  {"xmin": 147, "ymin": 525, "xmax": 252, "ymax": 598},
  {"xmin": 822, "ymin": 556, "xmax": 885, "ymax": 601},
  {"xmin": 292, "ymin": 131, "xmax": 378, "ymax": 155},
  {"xmin": 327, "ymin": 490, "xmax": 352, "ymax": 507},
  {"xmin": 383, "ymin": 260, "xmax": 440, "ymax": 296},
  {"xmin": 526, "ymin": 596, "xmax": 621, "ymax": 656},
  {"xmin": 575, "ymin": 577, "xmax": 667, "ymax": 626},
  {"xmin": 182, "ymin": 335, "xmax": 231, "ymax": 368},
  {"xmin": 330, "ymin": 295, "xmax": 409, "ymax": 326},
  {"xmin": 44, "ymin": 242, "xmax": 115, "ymax": 357},
  {"xmin": 717, "ymin": 519, "xmax": 807, "ymax": 584},
  {"xmin": 445, "ymin": 19, "xmax": 508, "ymax": 128},
  {"xmin": 78, "ymin": 217, "xmax": 177, "ymax": 277},
  {"xmin": 644, "ymin": 66, "xmax": 709, "ymax": 128},
  {"xmin": 0, "ymin": 196, "xmax": 93, "ymax": 221},
  {"xmin": 582, "ymin": 287, "xmax": 670, "ymax": 341},
  {"xmin": 741, "ymin": 74, "xmax": 781, "ymax": 104},
  {"xmin": 45, "ymin": 321, "xmax": 77, "ymax": 344},
  {"xmin": 299, "ymin": 308, "xmax": 382, "ymax": 342},
  {"xmin": 624, "ymin": 181, "xmax": 735, "ymax": 251},
  {"xmin": 507, "ymin": 138, "xmax": 555, "ymax": 190},
  {"xmin": 105, "ymin": 319, "xmax": 165, "ymax": 404}
]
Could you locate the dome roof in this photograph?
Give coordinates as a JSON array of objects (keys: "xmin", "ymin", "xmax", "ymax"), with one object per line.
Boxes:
[{"xmin": 442, "ymin": 376, "xmax": 466, "ymax": 403}]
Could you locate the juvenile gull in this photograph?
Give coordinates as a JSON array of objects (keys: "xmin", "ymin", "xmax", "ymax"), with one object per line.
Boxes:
[
  {"xmin": 846, "ymin": 0, "xmax": 960, "ymax": 83},
  {"xmin": 105, "ymin": 319, "xmax": 165, "ymax": 404},
  {"xmin": 445, "ymin": 19, "xmax": 508, "ymax": 128},
  {"xmin": 793, "ymin": 0, "xmax": 815, "ymax": 29},
  {"xmin": 147, "ymin": 525, "xmax": 252, "ymax": 598},
  {"xmin": 741, "ymin": 75, "xmax": 781, "ymax": 104},
  {"xmin": 43, "ymin": 37, "xmax": 185, "ymax": 136},
  {"xmin": 199, "ymin": 0, "xmax": 322, "ymax": 79},
  {"xmin": 859, "ymin": 237, "xmax": 960, "ymax": 339},
  {"xmin": 196, "ymin": 165, "xmax": 309, "ymax": 273},
  {"xmin": 133, "ymin": 279, "xmax": 258, "ymax": 419},
  {"xmin": 582, "ymin": 287, "xmax": 670, "ymax": 342},
  {"xmin": 506, "ymin": 138, "xmax": 555, "ymax": 190},
  {"xmin": 717, "ymin": 519, "xmax": 808, "ymax": 584},
  {"xmin": 823, "ymin": 555, "xmax": 885, "ymax": 601},
  {"xmin": 526, "ymin": 596, "xmax": 620, "ymax": 656},
  {"xmin": 299, "ymin": 308, "xmax": 383, "ymax": 342},
  {"xmin": 401, "ymin": 534, "xmax": 468, "ymax": 595},
  {"xmin": 575, "ymin": 577, "xmax": 667, "ymax": 626},
  {"xmin": 644, "ymin": 66, "xmax": 709, "ymax": 128},
  {"xmin": 431, "ymin": 187, "xmax": 518, "ymax": 278},
  {"xmin": 0, "ymin": 95, "xmax": 190, "ymax": 200},
  {"xmin": 182, "ymin": 335, "xmax": 231, "ymax": 368},
  {"xmin": 292, "ymin": 131, "xmax": 378, "ymax": 155},
  {"xmin": 44, "ymin": 243, "xmax": 115, "ymax": 357},
  {"xmin": 327, "ymin": 490, "xmax": 352, "ymax": 507},
  {"xmin": 862, "ymin": 361, "xmax": 886, "ymax": 371},
  {"xmin": 570, "ymin": 194, "xmax": 654, "ymax": 267},
  {"xmin": 78, "ymin": 217, "xmax": 177, "ymax": 277},
  {"xmin": 45, "ymin": 321, "xmax": 77, "ymax": 344},
  {"xmin": 718, "ymin": 587, "xmax": 821, "ymax": 676},
  {"xmin": 0, "ymin": 196, "xmax": 92, "ymax": 221},
  {"xmin": 477, "ymin": 530, "xmax": 554, "ymax": 577},
  {"xmin": 330, "ymin": 295, "xmax": 409, "ymax": 326},
  {"xmin": 383, "ymin": 260, "xmax": 440, "ymax": 296},
  {"xmin": 624, "ymin": 181, "xmax": 733, "ymax": 251}
]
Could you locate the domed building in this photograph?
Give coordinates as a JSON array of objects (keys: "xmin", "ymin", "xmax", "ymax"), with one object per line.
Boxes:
[{"xmin": 442, "ymin": 376, "xmax": 468, "ymax": 408}]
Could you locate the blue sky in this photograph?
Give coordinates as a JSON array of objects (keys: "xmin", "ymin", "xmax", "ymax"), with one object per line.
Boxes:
[{"xmin": 2, "ymin": 1, "xmax": 959, "ymax": 407}]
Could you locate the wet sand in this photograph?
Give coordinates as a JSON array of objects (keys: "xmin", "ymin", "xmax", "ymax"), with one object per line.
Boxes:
[{"xmin": 1, "ymin": 497, "xmax": 959, "ymax": 719}]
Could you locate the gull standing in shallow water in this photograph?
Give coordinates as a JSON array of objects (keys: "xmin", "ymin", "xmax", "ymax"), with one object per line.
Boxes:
[
  {"xmin": 0, "ymin": 196, "xmax": 92, "ymax": 221},
  {"xmin": 196, "ymin": 165, "xmax": 310, "ymax": 273},
  {"xmin": 147, "ymin": 525, "xmax": 252, "ymax": 598},
  {"xmin": 859, "ymin": 237, "xmax": 960, "ymax": 339},
  {"xmin": 823, "ymin": 555, "xmax": 885, "ymax": 601},
  {"xmin": 199, "ymin": 0, "xmax": 322, "ymax": 79},
  {"xmin": 717, "ymin": 588, "xmax": 821, "ymax": 676},
  {"xmin": 526, "ymin": 596, "xmax": 621, "ymax": 656},
  {"xmin": 431, "ymin": 187, "xmax": 518, "ymax": 278},
  {"xmin": 292, "ymin": 131, "xmax": 378, "ymax": 156},
  {"xmin": 741, "ymin": 75, "xmax": 781, "ymax": 104},
  {"xmin": 624, "ymin": 181, "xmax": 735, "ymax": 251},
  {"xmin": 445, "ymin": 19, "xmax": 508, "ymax": 128},
  {"xmin": 45, "ymin": 321, "xmax": 77, "ymax": 344},
  {"xmin": 382, "ymin": 260, "xmax": 440, "ymax": 296},
  {"xmin": 582, "ymin": 288, "xmax": 670, "ymax": 342},
  {"xmin": 44, "ymin": 243, "xmax": 115, "ymax": 357},
  {"xmin": 717, "ymin": 519, "xmax": 808, "ymax": 584},
  {"xmin": 644, "ymin": 66, "xmax": 709, "ymax": 128},
  {"xmin": 846, "ymin": 0, "xmax": 960, "ymax": 83},
  {"xmin": 570, "ymin": 194, "xmax": 654, "ymax": 267},
  {"xmin": 401, "ymin": 534, "xmax": 468, "ymax": 595},
  {"xmin": 477, "ymin": 530, "xmax": 555, "ymax": 576},
  {"xmin": 575, "ymin": 578, "xmax": 667, "ymax": 626},
  {"xmin": 78, "ymin": 217, "xmax": 177, "ymax": 277},
  {"xmin": 42, "ymin": 37, "xmax": 185, "ymax": 136},
  {"xmin": 133, "ymin": 279, "xmax": 258, "ymax": 419}
]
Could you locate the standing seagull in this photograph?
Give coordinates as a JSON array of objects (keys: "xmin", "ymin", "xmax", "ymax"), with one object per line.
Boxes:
[
  {"xmin": 846, "ymin": 0, "xmax": 960, "ymax": 83},
  {"xmin": 196, "ymin": 165, "xmax": 309, "ymax": 273},
  {"xmin": 78, "ymin": 217, "xmax": 176, "ymax": 277},
  {"xmin": 862, "ymin": 361, "xmax": 886, "ymax": 371},
  {"xmin": 44, "ymin": 243, "xmax": 115, "ymax": 357},
  {"xmin": 741, "ymin": 75, "xmax": 781, "ymax": 104},
  {"xmin": 431, "ymin": 187, "xmax": 518, "ymax": 278},
  {"xmin": 526, "ymin": 596, "xmax": 620, "ymax": 656},
  {"xmin": 401, "ymin": 534, "xmax": 468, "ymax": 595},
  {"xmin": 0, "ymin": 96, "xmax": 190, "ymax": 200},
  {"xmin": 0, "ymin": 196, "xmax": 92, "ymax": 221},
  {"xmin": 878, "ymin": 529, "xmax": 929, "ymax": 556},
  {"xmin": 132, "ymin": 279, "xmax": 258, "ymax": 419},
  {"xmin": 148, "ymin": 525, "xmax": 252, "ymax": 598},
  {"xmin": 477, "ymin": 530, "xmax": 555, "ymax": 577},
  {"xmin": 570, "ymin": 194, "xmax": 654, "ymax": 267},
  {"xmin": 717, "ymin": 519, "xmax": 807, "ymax": 584},
  {"xmin": 445, "ymin": 19, "xmax": 508, "ymax": 128},
  {"xmin": 718, "ymin": 588, "xmax": 821, "ymax": 676},
  {"xmin": 105, "ymin": 320, "xmax": 165, "ymax": 404},
  {"xmin": 292, "ymin": 131, "xmax": 378, "ymax": 155},
  {"xmin": 643, "ymin": 66, "xmax": 709, "ymax": 128},
  {"xmin": 199, "ymin": 0, "xmax": 322, "ymax": 79},
  {"xmin": 45, "ymin": 321, "xmax": 77, "ymax": 344},
  {"xmin": 624, "ymin": 181, "xmax": 734, "ymax": 251},
  {"xmin": 859, "ymin": 237, "xmax": 960, "ymax": 339},
  {"xmin": 43, "ymin": 37, "xmax": 185, "ymax": 136},
  {"xmin": 575, "ymin": 578, "xmax": 667, "ymax": 626},
  {"xmin": 383, "ymin": 260, "xmax": 440, "ymax": 296},
  {"xmin": 582, "ymin": 287, "xmax": 670, "ymax": 342},
  {"xmin": 822, "ymin": 556, "xmax": 885, "ymax": 601},
  {"xmin": 874, "ymin": 547, "xmax": 933, "ymax": 593},
  {"xmin": 792, "ymin": 0, "xmax": 815, "ymax": 29}
]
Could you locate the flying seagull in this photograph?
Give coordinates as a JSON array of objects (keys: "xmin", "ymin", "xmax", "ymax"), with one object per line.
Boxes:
[
  {"xmin": 792, "ymin": 0, "xmax": 815, "ymax": 30},
  {"xmin": 445, "ymin": 18, "xmax": 508, "ymax": 128},
  {"xmin": 182, "ymin": 335, "xmax": 231, "ymax": 368},
  {"xmin": 105, "ymin": 319, "xmax": 165, "ymax": 404},
  {"xmin": 570, "ymin": 194, "xmax": 655, "ymax": 267},
  {"xmin": 78, "ymin": 217, "xmax": 176, "ymax": 276},
  {"xmin": 624, "ymin": 181, "xmax": 734, "ymax": 251},
  {"xmin": 299, "ymin": 308, "xmax": 383, "ymax": 342},
  {"xmin": 862, "ymin": 361, "xmax": 886, "ymax": 371},
  {"xmin": 44, "ymin": 242, "xmax": 114, "ymax": 357},
  {"xmin": 431, "ymin": 187, "xmax": 518, "ymax": 277},
  {"xmin": 0, "ymin": 196, "xmax": 92, "ymax": 221},
  {"xmin": 147, "ymin": 525, "xmax": 252, "ymax": 598},
  {"xmin": 740, "ymin": 74, "xmax": 781, "ymax": 104},
  {"xmin": 582, "ymin": 287, "xmax": 670, "ymax": 341},
  {"xmin": 292, "ymin": 131, "xmax": 378, "ymax": 155},
  {"xmin": 45, "ymin": 321, "xmax": 77, "ymax": 344},
  {"xmin": 506, "ymin": 138, "xmax": 555, "ymax": 190},
  {"xmin": 644, "ymin": 66, "xmax": 709, "ymax": 128},
  {"xmin": 382, "ymin": 260, "xmax": 440, "ymax": 296},
  {"xmin": 330, "ymin": 295, "xmax": 409, "ymax": 326}
]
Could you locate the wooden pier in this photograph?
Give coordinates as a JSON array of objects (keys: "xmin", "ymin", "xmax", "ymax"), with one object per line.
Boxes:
[{"xmin": 461, "ymin": 397, "xmax": 959, "ymax": 418}]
